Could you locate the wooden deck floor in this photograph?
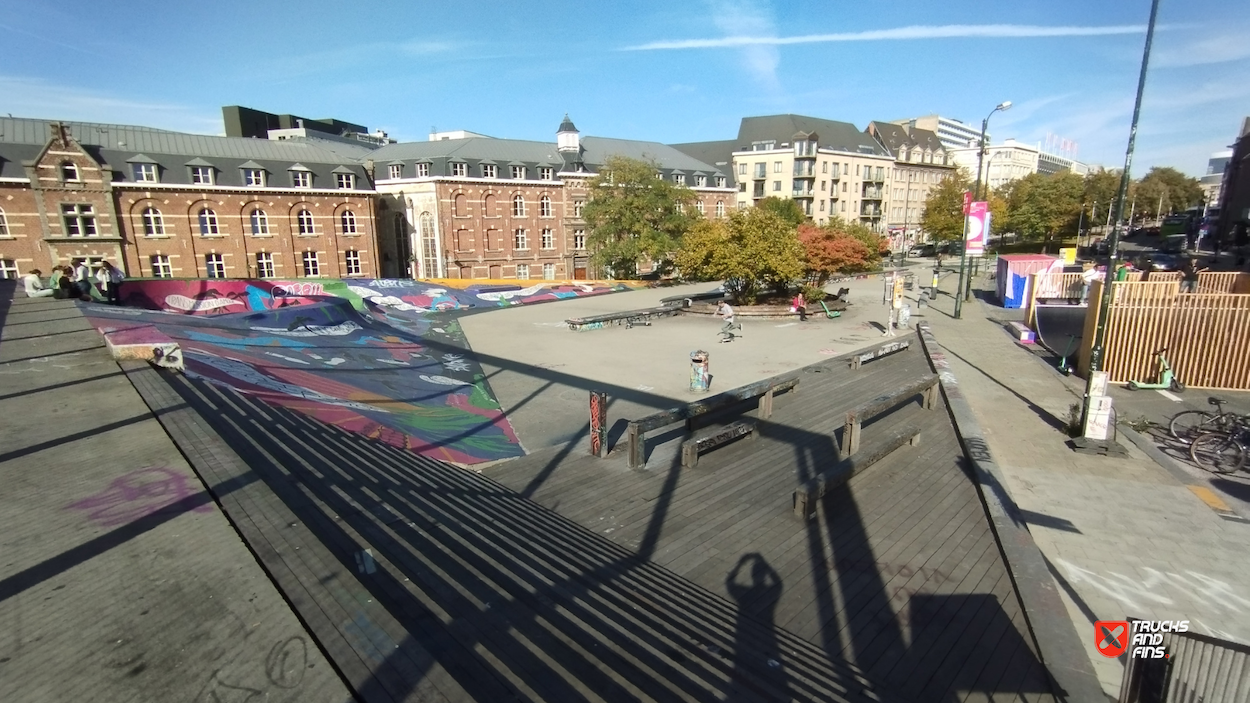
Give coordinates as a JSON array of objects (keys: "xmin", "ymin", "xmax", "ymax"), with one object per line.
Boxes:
[
  {"xmin": 156, "ymin": 367, "xmax": 898, "ymax": 703},
  {"xmin": 482, "ymin": 347, "xmax": 1056, "ymax": 703}
]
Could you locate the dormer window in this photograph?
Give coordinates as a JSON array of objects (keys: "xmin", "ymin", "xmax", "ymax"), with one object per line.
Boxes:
[
  {"xmin": 245, "ymin": 169, "xmax": 265, "ymax": 187},
  {"xmin": 695, "ymin": 175, "xmax": 707, "ymax": 187},
  {"xmin": 335, "ymin": 173, "xmax": 355, "ymax": 189},
  {"xmin": 716, "ymin": 176, "xmax": 726, "ymax": 188},
  {"xmin": 388, "ymin": 164, "xmax": 403, "ymax": 179},
  {"xmin": 191, "ymin": 166, "xmax": 214, "ymax": 185},
  {"xmin": 133, "ymin": 163, "xmax": 158, "ymax": 182},
  {"xmin": 451, "ymin": 162, "xmax": 467, "ymax": 177},
  {"xmin": 61, "ymin": 163, "xmax": 79, "ymax": 182},
  {"xmin": 673, "ymin": 174, "xmax": 685, "ymax": 185},
  {"xmin": 511, "ymin": 165, "xmax": 526, "ymax": 179},
  {"xmin": 539, "ymin": 167, "xmax": 554, "ymax": 180},
  {"xmin": 481, "ymin": 164, "xmax": 497, "ymax": 178}
]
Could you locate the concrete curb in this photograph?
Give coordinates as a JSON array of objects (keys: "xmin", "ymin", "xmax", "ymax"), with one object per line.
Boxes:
[{"xmin": 915, "ymin": 322, "xmax": 1106, "ymax": 703}]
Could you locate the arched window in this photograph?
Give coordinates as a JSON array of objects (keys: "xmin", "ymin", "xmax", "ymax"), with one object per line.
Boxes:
[
  {"xmin": 695, "ymin": 200, "xmax": 705, "ymax": 215},
  {"xmin": 483, "ymin": 193, "xmax": 497, "ymax": 217},
  {"xmin": 340, "ymin": 210, "xmax": 358, "ymax": 234},
  {"xmin": 297, "ymin": 209, "xmax": 315, "ymax": 235},
  {"xmin": 715, "ymin": 201, "xmax": 725, "ymax": 218},
  {"xmin": 419, "ymin": 212, "xmax": 439, "ymax": 278},
  {"xmin": 250, "ymin": 209, "xmax": 269, "ymax": 236},
  {"xmin": 198, "ymin": 208, "xmax": 219, "ymax": 236},
  {"xmin": 61, "ymin": 162, "xmax": 79, "ymax": 182},
  {"xmin": 539, "ymin": 195, "xmax": 552, "ymax": 217},
  {"xmin": 511, "ymin": 194, "xmax": 526, "ymax": 217},
  {"xmin": 142, "ymin": 207, "xmax": 165, "ymax": 236},
  {"xmin": 454, "ymin": 193, "xmax": 467, "ymax": 216}
]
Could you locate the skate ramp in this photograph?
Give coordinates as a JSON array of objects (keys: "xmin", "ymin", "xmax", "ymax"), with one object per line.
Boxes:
[{"xmin": 1033, "ymin": 304, "xmax": 1086, "ymax": 358}]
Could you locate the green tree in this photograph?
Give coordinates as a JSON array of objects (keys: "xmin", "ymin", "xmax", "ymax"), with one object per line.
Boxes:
[
  {"xmin": 582, "ymin": 155, "xmax": 697, "ymax": 278},
  {"xmin": 1002, "ymin": 172, "xmax": 1085, "ymax": 251},
  {"xmin": 674, "ymin": 209, "xmax": 804, "ymax": 304},
  {"xmin": 920, "ymin": 169, "xmax": 973, "ymax": 242},
  {"xmin": 754, "ymin": 196, "xmax": 807, "ymax": 227},
  {"xmin": 1135, "ymin": 166, "xmax": 1203, "ymax": 218},
  {"xmin": 1082, "ymin": 168, "xmax": 1124, "ymax": 225}
]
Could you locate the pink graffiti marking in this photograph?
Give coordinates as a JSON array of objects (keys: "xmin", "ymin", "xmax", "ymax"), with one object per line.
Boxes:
[{"xmin": 66, "ymin": 467, "xmax": 213, "ymax": 527}]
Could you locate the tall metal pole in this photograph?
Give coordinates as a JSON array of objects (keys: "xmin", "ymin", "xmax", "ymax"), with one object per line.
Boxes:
[
  {"xmin": 1082, "ymin": 0, "xmax": 1161, "ymax": 432},
  {"xmin": 955, "ymin": 101, "xmax": 1010, "ymax": 316},
  {"xmin": 966, "ymin": 115, "xmax": 991, "ymax": 301}
]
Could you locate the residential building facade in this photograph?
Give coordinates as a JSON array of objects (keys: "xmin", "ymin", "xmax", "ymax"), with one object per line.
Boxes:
[
  {"xmin": 949, "ymin": 138, "xmax": 1040, "ymax": 192},
  {"xmin": 1216, "ymin": 117, "xmax": 1250, "ymax": 247},
  {"xmin": 0, "ymin": 118, "xmax": 379, "ymax": 282},
  {"xmin": 1036, "ymin": 151, "xmax": 1090, "ymax": 177},
  {"xmin": 1200, "ymin": 149, "xmax": 1233, "ymax": 210},
  {"xmin": 866, "ymin": 121, "xmax": 957, "ymax": 245},
  {"xmin": 371, "ymin": 116, "xmax": 734, "ymax": 280}
]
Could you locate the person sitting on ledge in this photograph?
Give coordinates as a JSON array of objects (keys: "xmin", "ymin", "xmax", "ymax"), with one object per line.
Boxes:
[{"xmin": 23, "ymin": 269, "xmax": 55, "ymax": 298}]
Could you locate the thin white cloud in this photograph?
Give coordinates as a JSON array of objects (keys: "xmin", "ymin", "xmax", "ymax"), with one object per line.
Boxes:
[
  {"xmin": 0, "ymin": 76, "xmax": 220, "ymax": 134},
  {"xmin": 1154, "ymin": 32, "xmax": 1250, "ymax": 68},
  {"xmin": 625, "ymin": 23, "xmax": 1151, "ymax": 51},
  {"xmin": 709, "ymin": 0, "xmax": 781, "ymax": 90}
]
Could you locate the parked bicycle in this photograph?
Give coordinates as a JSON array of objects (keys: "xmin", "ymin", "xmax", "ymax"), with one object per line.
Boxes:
[
  {"xmin": 1190, "ymin": 427, "xmax": 1248, "ymax": 474},
  {"xmin": 1168, "ymin": 397, "xmax": 1248, "ymax": 440}
]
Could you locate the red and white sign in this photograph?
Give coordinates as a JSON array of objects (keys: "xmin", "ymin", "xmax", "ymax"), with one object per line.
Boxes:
[
  {"xmin": 965, "ymin": 201, "xmax": 988, "ymax": 257},
  {"xmin": 962, "ymin": 191, "xmax": 973, "ymax": 215}
]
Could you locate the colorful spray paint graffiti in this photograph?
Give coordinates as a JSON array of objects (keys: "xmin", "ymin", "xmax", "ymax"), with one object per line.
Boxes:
[
  {"xmin": 84, "ymin": 277, "xmax": 644, "ymax": 464},
  {"xmin": 118, "ymin": 278, "xmax": 645, "ymax": 316}
]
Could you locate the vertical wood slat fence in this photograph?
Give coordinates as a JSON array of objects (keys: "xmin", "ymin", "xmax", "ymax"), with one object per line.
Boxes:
[
  {"xmin": 1077, "ymin": 274, "xmax": 1250, "ymax": 390},
  {"xmin": 1024, "ymin": 272, "xmax": 1086, "ymax": 325}
]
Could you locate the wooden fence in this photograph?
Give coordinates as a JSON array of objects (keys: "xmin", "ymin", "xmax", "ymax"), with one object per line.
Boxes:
[
  {"xmin": 1078, "ymin": 275, "xmax": 1250, "ymax": 390},
  {"xmin": 1025, "ymin": 272, "xmax": 1085, "ymax": 325}
]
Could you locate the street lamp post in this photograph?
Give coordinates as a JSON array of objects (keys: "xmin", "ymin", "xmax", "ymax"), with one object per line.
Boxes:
[{"xmin": 954, "ymin": 100, "xmax": 1012, "ymax": 318}]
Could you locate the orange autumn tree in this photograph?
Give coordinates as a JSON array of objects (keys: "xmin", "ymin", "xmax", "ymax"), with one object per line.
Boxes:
[{"xmin": 798, "ymin": 218, "xmax": 884, "ymax": 286}]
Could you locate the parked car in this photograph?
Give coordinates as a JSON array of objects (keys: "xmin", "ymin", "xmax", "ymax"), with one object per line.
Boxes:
[
  {"xmin": 1148, "ymin": 254, "xmax": 1181, "ymax": 272},
  {"xmin": 908, "ymin": 243, "xmax": 936, "ymax": 257}
]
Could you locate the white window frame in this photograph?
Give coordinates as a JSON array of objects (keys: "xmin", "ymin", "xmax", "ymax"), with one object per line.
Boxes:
[
  {"xmin": 0, "ymin": 207, "xmax": 8, "ymax": 237},
  {"xmin": 133, "ymin": 163, "xmax": 158, "ymax": 183},
  {"xmin": 573, "ymin": 229, "xmax": 586, "ymax": 250},
  {"xmin": 415, "ymin": 162, "xmax": 430, "ymax": 178},
  {"xmin": 539, "ymin": 196, "xmax": 553, "ymax": 217},
  {"xmin": 695, "ymin": 200, "xmax": 705, "ymax": 214},
  {"xmin": 543, "ymin": 263, "xmax": 555, "ymax": 280},
  {"xmin": 291, "ymin": 171, "xmax": 312, "ymax": 188},
  {"xmin": 481, "ymin": 164, "xmax": 497, "ymax": 178},
  {"xmin": 61, "ymin": 163, "xmax": 80, "ymax": 182},
  {"xmin": 512, "ymin": 195, "xmax": 527, "ymax": 217},
  {"xmin": 513, "ymin": 228, "xmax": 528, "ymax": 250},
  {"xmin": 255, "ymin": 252, "xmax": 275, "ymax": 279},
  {"xmin": 450, "ymin": 162, "xmax": 467, "ymax": 177},
  {"xmin": 142, "ymin": 207, "xmax": 165, "ymax": 237},
  {"xmin": 715, "ymin": 201, "xmax": 725, "ymax": 218},
  {"xmin": 388, "ymin": 164, "xmax": 403, "ymax": 179},
  {"xmin": 344, "ymin": 249, "xmax": 362, "ymax": 276},
  {"xmin": 573, "ymin": 200, "xmax": 584, "ymax": 218},
  {"xmin": 335, "ymin": 173, "xmax": 355, "ymax": 189},
  {"xmin": 191, "ymin": 166, "xmax": 214, "ymax": 185},
  {"xmin": 198, "ymin": 208, "xmax": 220, "ymax": 236},
  {"xmin": 297, "ymin": 210, "xmax": 315, "ymax": 236},
  {"xmin": 539, "ymin": 167, "xmax": 554, "ymax": 180},
  {"xmin": 62, "ymin": 204, "xmax": 97, "ymax": 237},
  {"xmin": 150, "ymin": 255, "xmax": 172, "ymax": 278},
  {"xmin": 516, "ymin": 263, "xmax": 530, "ymax": 279},
  {"xmin": 541, "ymin": 228, "xmax": 554, "ymax": 249},
  {"xmin": 250, "ymin": 209, "xmax": 270, "ymax": 236},
  {"xmin": 673, "ymin": 174, "xmax": 686, "ymax": 185},
  {"xmin": 205, "ymin": 253, "xmax": 226, "ymax": 279},
  {"xmin": 511, "ymin": 165, "xmax": 526, "ymax": 179},
  {"xmin": 716, "ymin": 176, "xmax": 726, "ymax": 188},
  {"xmin": 340, "ymin": 210, "xmax": 358, "ymax": 235},
  {"xmin": 302, "ymin": 251, "xmax": 321, "ymax": 277},
  {"xmin": 245, "ymin": 169, "xmax": 266, "ymax": 187},
  {"xmin": 0, "ymin": 259, "xmax": 19, "ymax": 279},
  {"xmin": 695, "ymin": 175, "xmax": 706, "ymax": 187}
]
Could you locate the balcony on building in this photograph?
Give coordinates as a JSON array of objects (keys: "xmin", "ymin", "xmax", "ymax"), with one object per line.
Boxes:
[
  {"xmin": 862, "ymin": 187, "xmax": 884, "ymax": 200},
  {"xmin": 753, "ymin": 182, "xmax": 766, "ymax": 198}
]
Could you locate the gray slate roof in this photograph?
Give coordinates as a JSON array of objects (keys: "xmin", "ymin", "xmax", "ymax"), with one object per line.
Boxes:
[
  {"xmin": 736, "ymin": 115, "xmax": 889, "ymax": 157},
  {"xmin": 867, "ymin": 121, "xmax": 948, "ymax": 160},
  {"xmin": 0, "ymin": 117, "xmax": 375, "ymax": 188},
  {"xmin": 669, "ymin": 140, "xmax": 739, "ymax": 186}
]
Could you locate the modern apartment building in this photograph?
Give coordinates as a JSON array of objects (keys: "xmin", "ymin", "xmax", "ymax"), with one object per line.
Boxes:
[
  {"xmin": 891, "ymin": 115, "xmax": 988, "ymax": 151},
  {"xmin": 949, "ymin": 138, "xmax": 1041, "ymax": 192},
  {"xmin": 0, "ymin": 118, "xmax": 380, "ymax": 282},
  {"xmin": 1216, "ymin": 117, "xmax": 1250, "ymax": 246},
  {"xmin": 371, "ymin": 115, "xmax": 734, "ymax": 280},
  {"xmin": 1036, "ymin": 151, "xmax": 1090, "ymax": 177},
  {"xmin": 1200, "ymin": 149, "xmax": 1233, "ymax": 209},
  {"xmin": 866, "ymin": 121, "xmax": 957, "ymax": 244}
]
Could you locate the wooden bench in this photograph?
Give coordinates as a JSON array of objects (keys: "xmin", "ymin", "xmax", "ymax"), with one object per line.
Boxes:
[
  {"xmin": 793, "ymin": 425, "xmax": 922, "ymax": 519},
  {"xmin": 680, "ymin": 420, "xmax": 757, "ymax": 468},
  {"xmin": 625, "ymin": 376, "xmax": 798, "ymax": 468},
  {"xmin": 566, "ymin": 305, "xmax": 680, "ymax": 331},
  {"xmin": 849, "ymin": 340, "xmax": 911, "ymax": 369},
  {"xmin": 840, "ymin": 373, "xmax": 938, "ymax": 459}
]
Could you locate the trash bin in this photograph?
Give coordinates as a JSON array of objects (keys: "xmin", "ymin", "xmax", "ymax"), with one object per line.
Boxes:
[{"xmin": 689, "ymin": 350, "xmax": 710, "ymax": 393}]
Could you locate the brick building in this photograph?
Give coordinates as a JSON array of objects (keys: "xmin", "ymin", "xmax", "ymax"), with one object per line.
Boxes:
[
  {"xmin": 371, "ymin": 115, "xmax": 735, "ymax": 280},
  {"xmin": 0, "ymin": 118, "xmax": 379, "ymax": 281}
]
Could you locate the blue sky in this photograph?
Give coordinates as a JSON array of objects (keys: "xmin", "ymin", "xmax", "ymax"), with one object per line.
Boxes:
[{"xmin": 2, "ymin": 0, "xmax": 1247, "ymax": 176}]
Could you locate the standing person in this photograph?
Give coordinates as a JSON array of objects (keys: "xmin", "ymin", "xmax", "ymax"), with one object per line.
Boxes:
[
  {"xmin": 22, "ymin": 269, "xmax": 55, "ymax": 298},
  {"xmin": 1114, "ymin": 261, "xmax": 1130, "ymax": 282},
  {"xmin": 96, "ymin": 260, "xmax": 125, "ymax": 304},
  {"xmin": 791, "ymin": 291, "xmax": 807, "ymax": 322},
  {"xmin": 1180, "ymin": 258, "xmax": 1206, "ymax": 293},
  {"xmin": 1080, "ymin": 265, "xmax": 1102, "ymax": 303},
  {"xmin": 716, "ymin": 300, "xmax": 737, "ymax": 341},
  {"xmin": 73, "ymin": 260, "xmax": 93, "ymax": 299}
]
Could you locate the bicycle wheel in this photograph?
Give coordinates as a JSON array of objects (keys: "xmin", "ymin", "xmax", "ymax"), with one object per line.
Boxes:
[
  {"xmin": 1170, "ymin": 410, "xmax": 1215, "ymax": 439},
  {"xmin": 1190, "ymin": 432, "xmax": 1247, "ymax": 474}
]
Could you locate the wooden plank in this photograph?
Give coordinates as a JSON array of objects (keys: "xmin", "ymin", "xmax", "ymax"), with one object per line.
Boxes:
[
  {"xmin": 681, "ymin": 420, "xmax": 757, "ymax": 468},
  {"xmin": 796, "ymin": 425, "xmax": 922, "ymax": 518}
]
